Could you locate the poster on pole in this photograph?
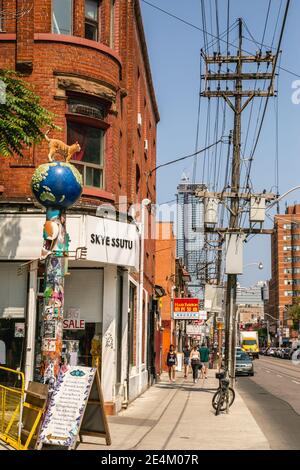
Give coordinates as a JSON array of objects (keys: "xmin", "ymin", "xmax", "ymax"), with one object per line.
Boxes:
[{"xmin": 37, "ymin": 366, "xmax": 111, "ymax": 449}]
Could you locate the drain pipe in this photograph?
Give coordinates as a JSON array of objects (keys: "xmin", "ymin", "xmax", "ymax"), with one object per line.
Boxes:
[{"xmin": 122, "ymin": 379, "xmax": 128, "ymax": 409}]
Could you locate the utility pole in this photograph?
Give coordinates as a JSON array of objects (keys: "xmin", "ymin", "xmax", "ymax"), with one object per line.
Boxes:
[{"xmin": 200, "ymin": 18, "xmax": 277, "ymax": 386}]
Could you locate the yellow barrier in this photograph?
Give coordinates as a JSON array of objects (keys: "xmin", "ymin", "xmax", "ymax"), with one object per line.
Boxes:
[
  {"xmin": 0, "ymin": 366, "xmax": 24, "ymax": 450},
  {"xmin": 0, "ymin": 367, "xmax": 46, "ymax": 450}
]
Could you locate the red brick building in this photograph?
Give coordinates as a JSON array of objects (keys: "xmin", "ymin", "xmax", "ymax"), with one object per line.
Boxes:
[
  {"xmin": 269, "ymin": 204, "xmax": 300, "ymax": 344},
  {"xmin": 155, "ymin": 222, "xmax": 191, "ymax": 375},
  {"xmin": 0, "ymin": 0, "xmax": 159, "ymax": 412}
]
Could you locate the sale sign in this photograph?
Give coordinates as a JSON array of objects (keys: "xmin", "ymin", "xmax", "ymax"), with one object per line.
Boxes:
[
  {"xmin": 63, "ymin": 308, "xmax": 85, "ymax": 330},
  {"xmin": 63, "ymin": 319, "xmax": 85, "ymax": 330}
]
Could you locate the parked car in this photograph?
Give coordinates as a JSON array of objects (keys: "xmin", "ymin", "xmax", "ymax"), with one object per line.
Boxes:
[
  {"xmin": 275, "ymin": 348, "xmax": 283, "ymax": 358},
  {"xmin": 266, "ymin": 347, "xmax": 276, "ymax": 356},
  {"xmin": 282, "ymin": 348, "xmax": 291, "ymax": 359},
  {"xmin": 235, "ymin": 351, "xmax": 254, "ymax": 376}
]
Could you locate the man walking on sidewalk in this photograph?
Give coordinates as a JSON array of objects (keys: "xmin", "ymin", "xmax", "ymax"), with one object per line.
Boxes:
[{"xmin": 199, "ymin": 343, "xmax": 210, "ymax": 379}]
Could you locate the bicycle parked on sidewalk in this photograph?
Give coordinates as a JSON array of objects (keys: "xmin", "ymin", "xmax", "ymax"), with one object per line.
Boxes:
[{"xmin": 212, "ymin": 371, "xmax": 235, "ymax": 416}]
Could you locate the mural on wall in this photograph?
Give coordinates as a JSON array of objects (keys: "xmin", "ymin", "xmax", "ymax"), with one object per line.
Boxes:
[{"xmin": 31, "ymin": 136, "xmax": 83, "ymax": 392}]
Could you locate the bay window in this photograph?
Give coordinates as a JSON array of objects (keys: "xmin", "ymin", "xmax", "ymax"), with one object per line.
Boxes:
[{"xmin": 52, "ymin": 0, "xmax": 73, "ymax": 35}]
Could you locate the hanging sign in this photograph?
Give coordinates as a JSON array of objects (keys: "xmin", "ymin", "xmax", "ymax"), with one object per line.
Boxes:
[
  {"xmin": 173, "ymin": 298, "xmax": 199, "ymax": 319},
  {"xmin": 37, "ymin": 366, "xmax": 111, "ymax": 449}
]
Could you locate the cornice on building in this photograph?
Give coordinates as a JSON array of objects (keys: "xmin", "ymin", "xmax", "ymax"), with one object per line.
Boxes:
[{"xmin": 134, "ymin": 0, "xmax": 160, "ymax": 123}]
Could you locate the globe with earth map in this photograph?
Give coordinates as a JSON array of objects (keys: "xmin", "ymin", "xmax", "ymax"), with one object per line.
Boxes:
[{"xmin": 31, "ymin": 161, "xmax": 83, "ymax": 209}]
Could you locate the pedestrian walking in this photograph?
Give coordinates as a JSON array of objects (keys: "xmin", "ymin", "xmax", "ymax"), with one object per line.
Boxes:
[
  {"xmin": 166, "ymin": 344, "xmax": 177, "ymax": 382},
  {"xmin": 182, "ymin": 344, "xmax": 190, "ymax": 378},
  {"xmin": 190, "ymin": 346, "xmax": 201, "ymax": 383},
  {"xmin": 199, "ymin": 342, "xmax": 210, "ymax": 379}
]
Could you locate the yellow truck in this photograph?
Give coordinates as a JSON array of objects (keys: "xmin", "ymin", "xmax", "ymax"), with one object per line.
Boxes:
[{"xmin": 240, "ymin": 331, "xmax": 259, "ymax": 359}]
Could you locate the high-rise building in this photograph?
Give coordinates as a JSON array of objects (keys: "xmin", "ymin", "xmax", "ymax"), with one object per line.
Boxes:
[
  {"xmin": 269, "ymin": 204, "xmax": 300, "ymax": 344},
  {"xmin": 176, "ymin": 180, "xmax": 206, "ymax": 300}
]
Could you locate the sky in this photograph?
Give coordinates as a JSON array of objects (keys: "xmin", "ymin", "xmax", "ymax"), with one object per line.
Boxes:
[{"xmin": 141, "ymin": 0, "xmax": 300, "ymax": 287}]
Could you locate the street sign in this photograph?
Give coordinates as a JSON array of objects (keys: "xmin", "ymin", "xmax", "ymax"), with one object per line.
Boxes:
[{"xmin": 173, "ymin": 311, "xmax": 200, "ymax": 320}]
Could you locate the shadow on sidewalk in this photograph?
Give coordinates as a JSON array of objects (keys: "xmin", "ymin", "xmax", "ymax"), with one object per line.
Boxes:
[{"xmin": 155, "ymin": 382, "xmax": 217, "ymax": 394}]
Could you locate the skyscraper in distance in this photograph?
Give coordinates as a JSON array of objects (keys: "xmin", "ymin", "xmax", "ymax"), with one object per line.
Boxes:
[{"xmin": 176, "ymin": 177, "xmax": 206, "ymax": 301}]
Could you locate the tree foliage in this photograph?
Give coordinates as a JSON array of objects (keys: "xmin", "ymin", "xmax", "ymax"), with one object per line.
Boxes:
[
  {"xmin": 0, "ymin": 70, "xmax": 58, "ymax": 158},
  {"xmin": 287, "ymin": 297, "xmax": 300, "ymax": 329}
]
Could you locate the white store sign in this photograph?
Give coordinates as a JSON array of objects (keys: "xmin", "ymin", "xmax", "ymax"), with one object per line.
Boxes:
[
  {"xmin": 85, "ymin": 216, "xmax": 140, "ymax": 270},
  {"xmin": 0, "ymin": 214, "xmax": 140, "ymax": 270},
  {"xmin": 186, "ymin": 324, "xmax": 202, "ymax": 335}
]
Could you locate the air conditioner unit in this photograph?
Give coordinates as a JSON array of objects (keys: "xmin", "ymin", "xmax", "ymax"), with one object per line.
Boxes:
[
  {"xmin": 137, "ymin": 112, "xmax": 142, "ymax": 126},
  {"xmin": 144, "ymin": 139, "xmax": 148, "ymax": 151}
]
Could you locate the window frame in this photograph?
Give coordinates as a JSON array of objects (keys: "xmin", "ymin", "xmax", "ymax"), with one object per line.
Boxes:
[
  {"xmin": 0, "ymin": 1, "xmax": 4, "ymax": 32},
  {"xmin": 52, "ymin": 0, "xmax": 74, "ymax": 36},
  {"xmin": 85, "ymin": 0, "xmax": 100, "ymax": 42},
  {"xmin": 66, "ymin": 112, "xmax": 108, "ymax": 190},
  {"xmin": 110, "ymin": 0, "xmax": 116, "ymax": 48}
]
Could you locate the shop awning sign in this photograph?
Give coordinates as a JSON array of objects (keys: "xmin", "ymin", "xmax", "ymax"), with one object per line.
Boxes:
[{"xmin": 173, "ymin": 298, "xmax": 200, "ymax": 320}]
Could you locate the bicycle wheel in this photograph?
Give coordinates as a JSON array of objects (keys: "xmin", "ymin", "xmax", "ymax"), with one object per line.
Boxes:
[{"xmin": 212, "ymin": 387, "xmax": 235, "ymax": 411}]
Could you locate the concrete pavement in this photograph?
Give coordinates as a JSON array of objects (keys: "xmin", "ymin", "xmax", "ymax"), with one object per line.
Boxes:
[{"xmin": 78, "ymin": 369, "xmax": 270, "ymax": 450}]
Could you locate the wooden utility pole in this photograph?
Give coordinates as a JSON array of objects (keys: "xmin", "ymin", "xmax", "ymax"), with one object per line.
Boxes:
[{"xmin": 200, "ymin": 18, "xmax": 276, "ymax": 385}]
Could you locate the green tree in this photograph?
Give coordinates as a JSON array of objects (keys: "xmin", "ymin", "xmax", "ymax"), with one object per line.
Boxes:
[
  {"xmin": 0, "ymin": 70, "xmax": 57, "ymax": 158},
  {"xmin": 287, "ymin": 298, "xmax": 300, "ymax": 330}
]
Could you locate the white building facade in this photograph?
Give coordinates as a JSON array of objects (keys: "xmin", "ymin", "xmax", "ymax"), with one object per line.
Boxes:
[{"xmin": 0, "ymin": 211, "xmax": 150, "ymax": 414}]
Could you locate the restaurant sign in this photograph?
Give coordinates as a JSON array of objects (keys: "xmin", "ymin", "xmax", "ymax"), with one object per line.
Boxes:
[{"xmin": 173, "ymin": 298, "xmax": 200, "ymax": 320}]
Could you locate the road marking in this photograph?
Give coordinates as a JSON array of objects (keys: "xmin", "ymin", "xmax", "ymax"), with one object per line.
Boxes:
[
  {"xmin": 277, "ymin": 374, "xmax": 282, "ymax": 378},
  {"xmin": 292, "ymin": 380, "xmax": 300, "ymax": 385},
  {"xmin": 265, "ymin": 370, "xmax": 271, "ymax": 373}
]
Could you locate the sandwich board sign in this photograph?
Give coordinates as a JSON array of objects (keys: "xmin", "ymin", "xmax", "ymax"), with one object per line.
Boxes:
[{"xmin": 37, "ymin": 366, "xmax": 111, "ymax": 449}]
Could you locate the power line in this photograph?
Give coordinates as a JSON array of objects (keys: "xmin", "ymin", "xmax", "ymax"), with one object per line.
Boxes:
[
  {"xmin": 245, "ymin": 0, "xmax": 291, "ymax": 191},
  {"xmin": 142, "ymin": 0, "xmax": 299, "ymax": 80},
  {"xmin": 149, "ymin": 138, "xmax": 224, "ymax": 175}
]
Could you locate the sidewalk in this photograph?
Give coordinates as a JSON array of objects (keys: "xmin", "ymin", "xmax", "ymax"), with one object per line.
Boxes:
[{"xmin": 78, "ymin": 369, "xmax": 270, "ymax": 451}]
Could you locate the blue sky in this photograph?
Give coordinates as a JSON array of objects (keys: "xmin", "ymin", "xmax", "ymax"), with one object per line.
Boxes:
[{"xmin": 141, "ymin": 0, "xmax": 300, "ymax": 287}]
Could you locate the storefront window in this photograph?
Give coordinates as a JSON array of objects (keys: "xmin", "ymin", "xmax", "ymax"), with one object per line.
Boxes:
[
  {"xmin": 34, "ymin": 268, "xmax": 103, "ymax": 381},
  {"xmin": 0, "ymin": 319, "xmax": 25, "ymax": 370}
]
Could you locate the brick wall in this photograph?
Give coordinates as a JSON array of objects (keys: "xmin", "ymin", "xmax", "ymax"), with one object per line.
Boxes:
[{"xmin": 0, "ymin": 0, "xmax": 159, "ymax": 297}]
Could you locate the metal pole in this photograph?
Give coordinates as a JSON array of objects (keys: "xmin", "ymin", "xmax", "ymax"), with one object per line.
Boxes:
[
  {"xmin": 225, "ymin": 19, "xmax": 243, "ymax": 386},
  {"xmin": 41, "ymin": 209, "xmax": 68, "ymax": 392}
]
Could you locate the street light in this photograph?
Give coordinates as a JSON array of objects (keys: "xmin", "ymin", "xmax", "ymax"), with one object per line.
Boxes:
[{"xmin": 243, "ymin": 262, "xmax": 263, "ymax": 270}]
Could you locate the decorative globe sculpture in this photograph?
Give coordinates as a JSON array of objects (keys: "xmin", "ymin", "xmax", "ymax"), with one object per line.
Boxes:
[{"xmin": 31, "ymin": 161, "xmax": 83, "ymax": 209}]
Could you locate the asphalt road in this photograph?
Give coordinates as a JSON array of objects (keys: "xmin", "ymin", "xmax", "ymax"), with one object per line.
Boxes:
[{"xmin": 237, "ymin": 356, "xmax": 300, "ymax": 450}]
